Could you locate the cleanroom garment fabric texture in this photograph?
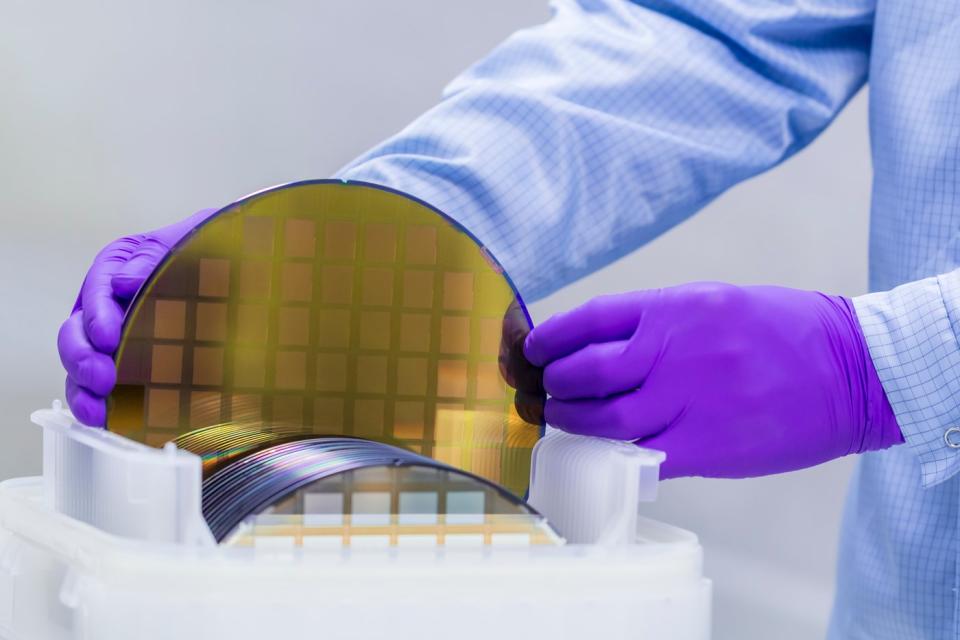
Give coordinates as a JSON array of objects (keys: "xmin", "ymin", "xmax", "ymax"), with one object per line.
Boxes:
[{"xmin": 338, "ymin": 0, "xmax": 960, "ymax": 636}]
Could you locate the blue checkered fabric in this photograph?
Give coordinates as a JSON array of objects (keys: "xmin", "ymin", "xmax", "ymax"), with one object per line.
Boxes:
[{"xmin": 339, "ymin": 1, "xmax": 960, "ymax": 635}]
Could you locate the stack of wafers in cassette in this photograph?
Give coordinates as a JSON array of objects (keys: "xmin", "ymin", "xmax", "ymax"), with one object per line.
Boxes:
[{"xmin": 105, "ymin": 181, "xmax": 555, "ymax": 546}]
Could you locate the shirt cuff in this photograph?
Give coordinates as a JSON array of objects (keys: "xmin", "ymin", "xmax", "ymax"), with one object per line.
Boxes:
[{"xmin": 853, "ymin": 271, "xmax": 960, "ymax": 487}]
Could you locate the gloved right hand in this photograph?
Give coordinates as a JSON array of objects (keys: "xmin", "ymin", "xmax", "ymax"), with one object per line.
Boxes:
[
  {"xmin": 522, "ymin": 283, "xmax": 903, "ymax": 479},
  {"xmin": 57, "ymin": 208, "xmax": 217, "ymax": 426}
]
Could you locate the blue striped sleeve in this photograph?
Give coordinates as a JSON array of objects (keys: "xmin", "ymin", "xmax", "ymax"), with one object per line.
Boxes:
[
  {"xmin": 853, "ymin": 270, "xmax": 960, "ymax": 486},
  {"xmin": 338, "ymin": 0, "xmax": 872, "ymax": 301}
]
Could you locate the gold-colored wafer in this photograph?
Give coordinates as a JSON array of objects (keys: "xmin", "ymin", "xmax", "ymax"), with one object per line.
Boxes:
[{"xmin": 107, "ymin": 180, "xmax": 545, "ymax": 497}]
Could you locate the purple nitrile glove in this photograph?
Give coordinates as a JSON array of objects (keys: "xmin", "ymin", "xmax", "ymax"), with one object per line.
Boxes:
[
  {"xmin": 57, "ymin": 208, "xmax": 217, "ymax": 426},
  {"xmin": 523, "ymin": 282, "xmax": 904, "ymax": 479},
  {"xmin": 499, "ymin": 300, "xmax": 545, "ymax": 425}
]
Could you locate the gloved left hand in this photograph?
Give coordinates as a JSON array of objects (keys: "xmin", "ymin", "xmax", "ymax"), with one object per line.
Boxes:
[
  {"xmin": 523, "ymin": 282, "xmax": 905, "ymax": 479},
  {"xmin": 57, "ymin": 208, "xmax": 217, "ymax": 426},
  {"xmin": 499, "ymin": 300, "xmax": 545, "ymax": 425}
]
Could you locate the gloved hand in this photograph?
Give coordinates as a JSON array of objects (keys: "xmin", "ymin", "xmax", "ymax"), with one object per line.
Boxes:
[
  {"xmin": 499, "ymin": 300, "xmax": 545, "ymax": 425},
  {"xmin": 523, "ymin": 282, "xmax": 904, "ymax": 479},
  {"xmin": 57, "ymin": 208, "xmax": 217, "ymax": 426}
]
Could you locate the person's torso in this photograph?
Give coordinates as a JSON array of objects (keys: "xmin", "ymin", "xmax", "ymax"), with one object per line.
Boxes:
[
  {"xmin": 868, "ymin": 2, "xmax": 960, "ymax": 290},
  {"xmin": 832, "ymin": 4, "xmax": 960, "ymax": 638}
]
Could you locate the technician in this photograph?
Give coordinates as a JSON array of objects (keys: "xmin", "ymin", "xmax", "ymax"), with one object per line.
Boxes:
[{"xmin": 57, "ymin": 1, "xmax": 960, "ymax": 637}]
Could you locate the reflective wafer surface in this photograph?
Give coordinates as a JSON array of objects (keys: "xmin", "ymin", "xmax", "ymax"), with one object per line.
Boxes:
[
  {"xmin": 199, "ymin": 436, "xmax": 545, "ymax": 543},
  {"xmin": 107, "ymin": 181, "xmax": 544, "ymax": 497}
]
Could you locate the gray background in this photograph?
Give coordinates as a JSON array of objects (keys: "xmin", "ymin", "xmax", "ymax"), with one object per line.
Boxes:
[{"xmin": 1, "ymin": 1, "xmax": 870, "ymax": 638}]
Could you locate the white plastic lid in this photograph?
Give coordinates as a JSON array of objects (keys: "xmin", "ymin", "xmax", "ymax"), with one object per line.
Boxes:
[
  {"xmin": 32, "ymin": 401, "xmax": 214, "ymax": 546},
  {"xmin": 527, "ymin": 429, "xmax": 665, "ymax": 545},
  {"xmin": 31, "ymin": 402, "xmax": 664, "ymax": 549}
]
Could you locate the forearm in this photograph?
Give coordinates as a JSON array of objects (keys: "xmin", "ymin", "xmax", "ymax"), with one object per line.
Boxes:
[{"xmin": 340, "ymin": 0, "xmax": 871, "ymax": 301}]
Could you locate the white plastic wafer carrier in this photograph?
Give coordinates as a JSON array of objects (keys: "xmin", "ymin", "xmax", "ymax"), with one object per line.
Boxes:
[{"xmin": 0, "ymin": 402, "xmax": 711, "ymax": 640}]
